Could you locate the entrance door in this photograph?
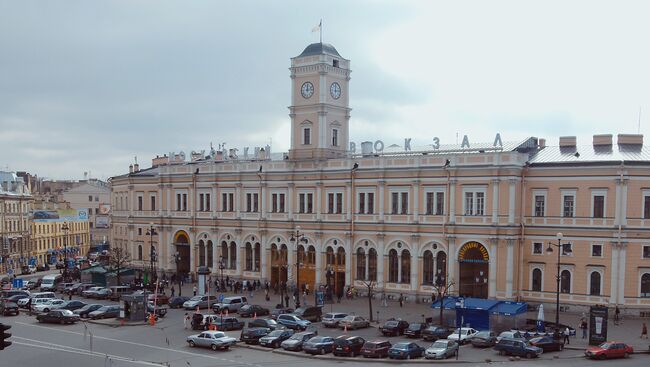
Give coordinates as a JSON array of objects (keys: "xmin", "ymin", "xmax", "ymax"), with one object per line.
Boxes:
[
  {"xmin": 457, "ymin": 242, "xmax": 489, "ymax": 298},
  {"xmin": 270, "ymin": 243, "xmax": 288, "ymax": 288},
  {"xmin": 174, "ymin": 231, "xmax": 191, "ymax": 277}
]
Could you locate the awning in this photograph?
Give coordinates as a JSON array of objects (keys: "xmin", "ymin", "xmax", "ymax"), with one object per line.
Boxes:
[{"xmin": 431, "ymin": 297, "xmax": 527, "ymax": 316}]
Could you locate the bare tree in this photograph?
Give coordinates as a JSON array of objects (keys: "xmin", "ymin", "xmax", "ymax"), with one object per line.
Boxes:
[
  {"xmin": 108, "ymin": 246, "xmax": 131, "ymax": 286},
  {"xmin": 432, "ymin": 278, "xmax": 455, "ymax": 326},
  {"xmin": 361, "ymin": 279, "xmax": 376, "ymax": 322}
]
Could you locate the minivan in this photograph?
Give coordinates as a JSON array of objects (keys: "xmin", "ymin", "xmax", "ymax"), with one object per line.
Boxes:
[
  {"xmin": 212, "ymin": 296, "xmax": 248, "ymax": 313},
  {"xmin": 108, "ymin": 286, "xmax": 132, "ymax": 300},
  {"xmin": 40, "ymin": 274, "xmax": 63, "ymax": 291},
  {"xmin": 292, "ymin": 306, "xmax": 322, "ymax": 322}
]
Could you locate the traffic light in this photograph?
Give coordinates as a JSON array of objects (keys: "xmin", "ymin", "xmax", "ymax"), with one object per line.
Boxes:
[{"xmin": 0, "ymin": 323, "xmax": 11, "ymax": 350}]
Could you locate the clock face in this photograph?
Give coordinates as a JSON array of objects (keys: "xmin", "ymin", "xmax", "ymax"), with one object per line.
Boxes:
[
  {"xmin": 330, "ymin": 82, "xmax": 341, "ymax": 99},
  {"xmin": 301, "ymin": 82, "xmax": 314, "ymax": 99}
]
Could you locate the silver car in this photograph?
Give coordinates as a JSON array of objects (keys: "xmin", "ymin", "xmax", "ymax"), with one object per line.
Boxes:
[
  {"xmin": 338, "ymin": 315, "xmax": 370, "ymax": 330},
  {"xmin": 186, "ymin": 330, "xmax": 237, "ymax": 351},
  {"xmin": 281, "ymin": 331, "xmax": 318, "ymax": 351},
  {"xmin": 322, "ymin": 312, "xmax": 348, "ymax": 328},
  {"xmin": 425, "ymin": 339, "xmax": 459, "ymax": 359},
  {"xmin": 183, "ymin": 295, "xmax": 217, "ymax": 310}
]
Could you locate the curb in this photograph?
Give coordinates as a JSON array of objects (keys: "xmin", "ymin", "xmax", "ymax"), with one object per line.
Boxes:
[{"xmin": 84, "ymin": 319, "xmax": 149, "ymax": 327}]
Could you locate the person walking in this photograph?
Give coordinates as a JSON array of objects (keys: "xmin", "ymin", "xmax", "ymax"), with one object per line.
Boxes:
[
  {"xmin": 381, "ymin": 292, "xmax": 388, "ymax": 307},
  {"xmin": 642, "ymin": 323, "xmax": 648, "ymax": 339},
  {"xmin": 193, "ymin": 285, "xmax": 197, "ymax": 296},
  {"xmin": 580, "ymin": 319, "xmax": 587, "ymax": 339},
  {"xmin": 615, "ymin": 305, "xmax": 620, "ymax": 324},
  {"xmin": 183, "ymin": 313, "xmax": 189, "ymax": 329},
  {"xmin": 398, "ymin": 293, "xmax": 404, "ymax": 308},
  {"xmin": 171, "ymin": 286, "xmax": 175, "ymax": 297},
  {"xmin": 563, "ymin": 327, "xmax": 570, "ymax": 345}
]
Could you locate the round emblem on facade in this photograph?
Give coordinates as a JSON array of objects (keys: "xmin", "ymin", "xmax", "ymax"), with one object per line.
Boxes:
[
  {"xmin": 330, "ymin": 82, "xmax": 341, "ymax": 99},
  {"xmin": 301, "ymin": 81, "xmax": 314, "ymax": 99}
]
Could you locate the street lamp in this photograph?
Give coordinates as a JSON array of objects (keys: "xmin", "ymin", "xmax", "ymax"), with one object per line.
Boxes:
[
  {"xmin": 546, "ymin": 232, "xmax": 571, "ymax": 330},
  {"xmin": 61, "ymin": 222, "xmax": 69, "ymax": 280},
  {"xmin": 219, "ymin": 256, "xmax": 225, "ymax": 288},
  {"xmin": 146, "ymin": 223, "xmax": 158, "ymax": 284},
  {"xmin": 174, "ymin": 251, "xmax": 182, "ymax": 296},
  {"xmin": 289, "ymin": 226, "xmax": 309, "ymax": 309}
]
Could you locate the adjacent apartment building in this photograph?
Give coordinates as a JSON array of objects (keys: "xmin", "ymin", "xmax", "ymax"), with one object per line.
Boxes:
[{"xmin": 0, "ymin": 171, "xmax": 33, "ymax": 274}]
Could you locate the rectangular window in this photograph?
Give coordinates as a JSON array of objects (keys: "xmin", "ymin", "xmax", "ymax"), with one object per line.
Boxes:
[
  {"xmin": 426, "ymin": 192, "xmax": 434, "ymax": 215},
  {"xmin": 464, "ymin": 192, "xmax": 474, "ymax": 215},
  {"xmin": 591, "ymin": 244, "xmax": 603, "ymax": 257},
  {"xmin": 205, "ymin": 193, "xmax": 210, "ymax": 211},
  {"xmin": 643, "ymin": 245, "xmax": 650, "ymax": 259},
  {"xmin": 436, "ymin": 192, "xmax": 444, "ymax": 215},
  {"xmin": 593, "ymin": 195, "xmax": 605, "ymax": 218},
  {"xmin": 88, "ymin": 195, "xmax": 93, "ymax": 202},
  {"xmin": 358, "ymin": 193, "xmax": 365, "ymax": 214},
  {"xmin": 228, "ymin": 193, "xmax": 234, "ymax": 211},
  {"xmin": 464, "ymin": 190, "xmax": 486, "ymax": 216},
  {"xmin": 199, "ymin": 194, "xmax": 205, "ymax": 211},
  {"xmin": 328, "ymin": 193, "xmax": 334, "ymax": 214},
  {"xmin": 272, "ymin": 193, "xmax": 278, "ymax": 213},
  {"xmin": 137, "ymin": 196, "xmax": 143, "ymax": 211},
  {"xmin": 563, "ymin": 195, "xmax": 575, "ymax": 217},
  {"xmin": 336, "ymin": 193, "xmax": 343, "ymax": 214},
  {"xmin": 424, "ymin": 191, "xmax": 445, "ymax": 215},
  {"xmin": 150, "ymin": 196, "xmax": 156, "ymax": 211},
  {"xmin": 307, "ymin": 193, "xmax": 313, "ymax": 213},
  {"xmin": 357, "ymin": 192, "xmax": 374, "ymax": 214},
  {"xmin": 182, "ymin": 194, "xmax": 187, "ymax": 211},
  {"xmin": 298, "ymin": 193, "xmax": 313, "ymax": 214},
  {"xmin": 246, "ymin": 193, "xmax": 259, "ymax": 212},
  {"xmin": 222, "ymin": 193, "xmax": 228, "ymax": 212},
  {"xmin": 332, "ymin": 129, "xmax": 338, "ymax": 146},
  {"xmin": 534, "ymin": 195, "xmax": 545, "ymax": 217},
  {"xmin": 177, "ymin": 193, "xmax": 182, "ymax": 211},
  {"xmin": 303, "ymin": 128, "xmax": 311, "ymax": 145},
  {"xmin": 476, "ymin": 192, "xmax": 484, "ymax": 215},
  {"xmin": 279, "ymin": 193, "xmax": 285, "ymax": 212},
  {"xmin": 299, "ymin": 193, "xmax": 306, "ymax": 213},
  {"xmin": 644, "ymin": 196, "xmax": 650, "ymax": 219},
  {"xmin": 533, "ymin": 242, "xmax": 543, "ymax": 254},
  {"xmin": 95, "ymin": 196, "xmax": 99, "ymax": 202}
]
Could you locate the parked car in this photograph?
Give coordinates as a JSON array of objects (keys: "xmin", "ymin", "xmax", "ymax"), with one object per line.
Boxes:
[
  {"xmin": 89, "ymin": 305, "xmax": 121, "ymax": 319},
  {"xmin": 1, "ymin": 290, "xmax": 30, "ymax": 300},
  {"xmin": 40, "ymin": 274, "xmax": 62, "ymax": 291},
  {"xmin": 303, "ymin": 336, "xmax": 335, "ymax": 355},
  {"xmin": 497, "ymin": 330, "xmax": 526, "ymax": 342},
  {"xmin": 529, "ymin": 336, "xmax": 564, "ymax": 352},
  {"xmin": 57, "ymin": 282, "xmax": 75, "ymax": 293},
  {"xmin": 247, "ymin": 318, "xmax": 282, "ymax": 330},
  {"xmin": 23, "ymin": 280, "xmax": 39, "ymax": 290},
  {"xmin": 58, "ymin": 300, "xmax": 87, "ymax": 312},
  {"xmin": 281, "ymin": 331, "xmax": 317, "ymax": 351},
  {"xmin": 379, "ymin": 320, "xmax": 410, "ymax": 336},
  {"xmin": 425, "ymin": 339, "xmax": 459, "ymax": 359},
  {"xmin": 36, "ymin": 263, "xmax": 50, "ymax": 272},
  {"xmin": 447, "ymin": 327, "xmax": 479, "ymax": 344},
  {"xmin": 168, "ymin": 296, "xmax": 191, "ymax": 309},
  {"xmin": 277, "ymin": 314, "xmax": 311, "ymax": 331},
  {"xmin": 388, "ymin": 342, "xmax": 425, "ymax": 360},
  {"xmin": 259, "ymin": 329, "xmax": 294, "ymax": 348},
  {"xmin": 270, "ymin": 307, "xmax": 293, "ymax": 320},
  {"xmin": 238, "ymin": 304, "xmax": 269, "ymax": 318},
  {"xmin": 82, "ymin": 286, "xmax": 104, "ymax": 298},
  {"xmin": 494, "ymin": 338, "xmax": 542, "ymax": 358},
  {"xmin": 361, "ymin": 340, "xmax": 392, "ymax": 358},
  {"xmin": 333, "ymin": 335, "xmax": 366, "ymax": 357},
  {"xmin": 108, "ymin": 286, "xmax": 133, "ymax": 301},
  {"xmin": 404, "ymin": 322, "xmax": 427, "ymax": 338},
  {"xmin": 146, "ymin": 302, "xmax": 168, "ymax": 318},
  {"xmin": 94, "ymin": 288, "xmax": 112, "ymax": 299},
  {"xmin": 585, "ymin": 342, "xmax": 633, "ymax": 360},
  {"xmin": 17, "ymin": 292, "xmax": 55, "ymax": 309},
  {"xmin": 206, "ymin": 315, "xmax": 245, "ymax": 331},
  {"xmin": 4, "ymin": 295, "xmax": 26, "ymax": 303},
  {"xmin": 147, "ymin": 293, "xmax": 169, "ymax": 305},
  {"xmin": 74, "ymin": 304, "xmax": 103, "ymax": 318},
  {"xmin": 33, "ymin": 299, "xmax": 66, "ymax": 313},
  {"xmin": 184, "ymin": 295, "xmax": 217, "ymax": 310},
  {"xmin": 30, "ymin": 298, "xmax": 57, "ymax": 311},
  {"xmin": 186, "ymin": 330, "xmax": 238, "ymax": 351},
  {"xmin": 36, "ymin": 309, "xmax": 80, "ymax": 324},
  {"xmin": 240, "ymin": 327, "xmax": 272, "ymax": 345},
  {"xmin": 62, "ymin": 283, "xmax": 80, "ymax": 294},
  {"xmin": 74, "ymin": 283, "xmax": 97, "ymax": 295},
  {"xmin": 339, "ymin": 315, "xmax": 370, "ymax": 330},
  {"xmin": 470, "ymin": 331, "xmax": 497, "ymax": 348},
  {"xmin": 0, "ymin": 300, "xmax": 19, "ymax": 316},
  {"xmin": 322, "ymin": 312, "xmax": 348, "ymax": 328},
  {"xmin": 212, "ymin": 296, "xmax": 248, "ymax": 313},
  {"xmin": 292, "ymin": 306, "xmax": 322, "ymax": 322}
]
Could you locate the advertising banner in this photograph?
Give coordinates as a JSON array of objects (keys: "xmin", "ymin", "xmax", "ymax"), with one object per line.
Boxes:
[
  {"xmin": 33, "ymin": 209, "xmax": 89, "ymax": 222},
  {"xmin": 95, "ymin": 216, "xmax": 110, "ymax": 228},
  {"xmin": 589, "ymin": 306, "xmax": 608, "ymax": 345}
]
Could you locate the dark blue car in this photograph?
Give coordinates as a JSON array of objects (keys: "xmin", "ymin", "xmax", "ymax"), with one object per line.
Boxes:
[{"xmin": 388, "ymin": 342, "xmax": 425, "ymax": 360}]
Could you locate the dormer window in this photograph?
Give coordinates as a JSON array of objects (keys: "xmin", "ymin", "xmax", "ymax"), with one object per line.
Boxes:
[
  {"xmin": 303, "ymin": 127, "xmax": 311, "ymax": 145},
  {"xmin": 333, "ymin": 59, "xmax": 339, "ymax": 68}
]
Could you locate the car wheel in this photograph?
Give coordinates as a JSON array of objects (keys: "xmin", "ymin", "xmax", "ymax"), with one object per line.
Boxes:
[
  {"xmin": 211, "ymin": 344, "xmax": 218, "ymax": 351},
  {"xmin": 189, "ymin": 341, "xmax": 195, "ymax": 347},
  {"xmin": 321, "ymin": 348, "xmax": 325, "ymax": 355},
  {"xmin": 624, "ymin": 352, "xmax": 629, "ymax": 359},
  {"xmin": 406, "ymin": 354, "xmax": 411, "ymax": 360},
  {"xmin": 599, "ymin": 354, "xmax": 606, "ymax": 360},
  {"xmin": 525, "ymin": 352, "xmax": 532, "ymax": 359},
  {"xmin": 499, "ymin": 350, "xmax": 506, "ymax": 356}
]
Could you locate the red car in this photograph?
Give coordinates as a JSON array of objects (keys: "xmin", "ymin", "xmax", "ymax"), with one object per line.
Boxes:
[{"xmin": 585, "ymin": 342, "xmax": 633, "ymax": 360}]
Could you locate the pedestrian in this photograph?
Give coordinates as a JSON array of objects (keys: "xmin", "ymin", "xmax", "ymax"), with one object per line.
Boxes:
[
  {"xmin": 193, "ymin": 285, "xmax": 197, "ymax": 296},
  {"xmin": 642, "ymin": 323, "xmax": 648, "ymax": 339},
  {"xmin": 563, "ymin": 327, "xmax": 570, "ymax": 345},
  {"xmin": 183, "ymin": 313, "xmax": 189, "ymax": 329},
  {"xmin": 171, "ymin": 286, "xmax": 175, "ymax": 297},
  {"xmin": 284, "ymin": 294, "xmax": 290, "ymax": 308},
  {"xmin": 398, "ymin": 293, "xmax": 404, "ymax": 308},
  {"xmin": 381, "ymin": 292, "xmax": 388, "ymax": 307},
  {"xmin": 580, "ymin": 320, "xmax": 587, "ymax": 339},
  {"xmin": 68, "ymin": 292, "xmax": 72, "ymax": 301},
  {"xmin": 615, "ymin": 305, "xmax": 620, "ymax": 323}
]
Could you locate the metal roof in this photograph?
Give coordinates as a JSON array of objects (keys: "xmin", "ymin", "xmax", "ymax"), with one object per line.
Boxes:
[
  {"xmin": 297, "ymin": 42, "xmax": 341, "ymax": 58},
  {"xmin": 530, "ymin": 144, "xmax": 650, "ymax": 165}
]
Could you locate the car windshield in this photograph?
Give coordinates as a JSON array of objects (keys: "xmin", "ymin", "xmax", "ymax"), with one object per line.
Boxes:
[
  {"xmin": 267, "ymin": 330, "xmax": 284, "ymax": 337},
  {"xmin": 475, "ymin": 331, "xmax": 491, "ymax": 338},
  {"xmin": 599, "ymin": 343, "xmax": 612, "ymax": 349},
  {"xmin": 385, "ymin": 321, "xmax": 398, "ymax": 326},
  {"xmin": 431, "ymin": 341, "xmax": 447, "ymax": 348},
  {"xmin": 189, "ymin": 296, "xmax": 202, "ymax": 301},
  {"xmin": 310, "ymin": 337, "xmax": 327, "ymax": 343},
  {"xmin": 323, "ymin": 313, "xmax": 334, "ymax": 318},
  {"xmin": 96, "ymin": 306, "xmax": 110, "ymax": 311},
  {"xmin": 393, "ymin": 343, "xmax": 410, "ymax": 350},
  {"xmin": 408, "ymin": 323, "xmax": 422, "ymax": 330},
  {"xmin": 289, "ymin": 333, "xmax": 306, "ymax": 340},
  {"xmin": 294, "ymin": 307, "xmax": 306, "ymax": 313}
]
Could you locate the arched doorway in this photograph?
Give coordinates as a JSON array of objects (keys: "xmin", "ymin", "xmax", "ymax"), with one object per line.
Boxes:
[
  {"xmin": 297, "ymin": 244, "xmax": 316, "ymax": 292},
  {"xmin": 270, "ymin": 243, "xmax": 288, "ymax": 288},
  {"xmin": 458, "ymin": 241, "xmax": 489, "ymax": 298},
  {"xmin": 325, "ymin": 245, "xmax": 346, "ymax": 297},
  {"xmin": 174, "ymin": 231, "xmax": 191, "ymax": 277}
]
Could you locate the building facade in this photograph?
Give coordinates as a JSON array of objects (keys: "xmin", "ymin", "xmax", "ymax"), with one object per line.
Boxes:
[
  {"xmin": 110, "ymin": 43, "xmax": 650, "ymax": 313},
  {"xmin": 31, "ymin": 211, "xmax": 91, "ymax": 266},
  {"xmin": 61, "ymin": 180, "xmax": 111, "ymax": 248},
  {"xmin": 0, "ymin": 172, "xmax": 33, "ymax": 274}
]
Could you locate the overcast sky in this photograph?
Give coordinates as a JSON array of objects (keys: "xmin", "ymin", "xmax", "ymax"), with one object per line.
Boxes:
[{"xmin": 2, "ymin": 0, "xmax": 650, "ymax": 180}]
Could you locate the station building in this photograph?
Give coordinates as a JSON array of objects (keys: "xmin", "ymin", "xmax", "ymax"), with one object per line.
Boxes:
[{"xmin": 110, "ymin": 42, "xmax": 650, "ymax": 314}]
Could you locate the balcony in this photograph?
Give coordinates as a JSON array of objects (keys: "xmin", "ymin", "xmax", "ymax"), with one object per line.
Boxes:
[{"xmin": 525, "ymin": 216, "xmax": 615, "ymax": 227}]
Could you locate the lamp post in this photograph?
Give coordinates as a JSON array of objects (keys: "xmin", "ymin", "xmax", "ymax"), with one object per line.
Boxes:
[
  {"xmin": 546, "ymin": 232, "xmax": 571, "ymax": 330},
  {"xmin": 146, "ymin": 223, "xmax": 158, "ymax": 284},
  {"xmin": 174, "ymin": 251, "xmax": 182, "ymax": 296},
  {"xmin": 61, "ymin": 222, "xmax": 69, "ymax": 280},
  {"xmin": 289, "ymin": 226, "xmax": 308, "ymax": 309},
  {"xmin": 219, "ymin": 256, "xmax": 225, "ymax": 288}
]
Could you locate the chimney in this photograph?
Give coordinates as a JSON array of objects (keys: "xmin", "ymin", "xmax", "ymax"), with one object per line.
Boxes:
[
  {"xmin": 133, "ymin": 163, "xmax": 140, "ymax": 172},
  {"xmin": 593, "ymin": 134, "xmax": 613, "ymax": 146},
  {"xmin": 129, "ymin": 164, "xmax": 133, "ymax": 173},
  {"xmin": 617, "ymin": 134, "xmax": 643, "ymax": 145},
  {"xmin": 559, "ymin": 136, "xmax": 576, "ymax": 147},
  {"xmin": 538, "ymin": 138, "xmax": 546, "ymax": 149},
  {"xmin": 151, "ymin": 155, "xmax": 170, "ymax": 168}
]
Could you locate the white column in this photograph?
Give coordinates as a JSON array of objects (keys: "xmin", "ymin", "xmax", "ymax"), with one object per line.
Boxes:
[
  {"xmin": 491, "ymin": 179, "xmax": 499, "ymax": 224},
  {"xmin": 288, "ymin": 183, "xmax": 294, "ymax": 220},
  {"xmin": 617, "ymin": 242, "xmax": 627, "ymax": 304},
  {"xmin": 261, "ymin": 233, "xmax": 268, "ymax": 281},
  {"xmin": 315, "ymin": 239, "xmax": 322, "ymax": 285},
  {"xmin": 505, "ymin": 238, "xmax": 514, "ymax": 298},
  {"xmin": 447, "ymin": 236, "xmax": 456, "ymax": 293},
  {"xmin": 211, "ymin": 185, "xmax": 217, "ymax": 215},
  {"xmin": 508, "ymin": 179, "xmax": 516, "ymax": 224},
  {"xmin": 345, "ymin": 240, "xmax": 352, "ymax": 285},
  {"xmin": 235, "ymin": 184, "xmax": 242, "ymax": 217},
  {"xmin": 621, "ymin": 180, "xmax": 628, "ymax": 226},
  {"xmin": 166, "ymin": 185, "xmax": 171, "ymax": 215},
  {"xmin": 377, "ymin": 235, "xmax": 385, "ymax": 288},
  {"xmin": 609, "ymin": 242, "xmax": 619, "ymax": 304},
  {"xmin": 287, "ymin": 244, "xmax": 295, "ymax": 284},
  {"xmin": 449, "ymin": 180, "xmax": 456, "ymax": 223},
  {"xmin": 346, "ymin": 183, "xmax": 352, "ymax": 221},
  {"xmin": 316, "ymin": 182, "xmax": 322, "ymax": 221},
  {"xmin": 378, "ymin": 181, "xmax": 385, "ymax": 222},
  {"xmin": 489, "ymin": 238, "xmax": 498, "ymax": 298},
  {"xmin": 235, "ymin": 233, "xmax": 242, "ymax": 276},
  {"xmin": 260, "ymin": 183, "xmax": 267, "ymax": 219},
  {"xmin": 614, "ymin": 180, "xmax": 622, "ymax": 226},
  {"xmin": 412, "ymin": 180, "xmax": 420, "ymax": 222}
]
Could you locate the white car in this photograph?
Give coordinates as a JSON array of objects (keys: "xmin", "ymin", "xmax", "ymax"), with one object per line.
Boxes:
[
  {"xmin": 33, "ymin": 299, "xmax": 66, "ymax": 313},
  {"xmin": 447, "ymin": 327, "xmax": 479, "ymax": 344},
  {"xmin": 186, "ymin": 330, "xmax": 238, "ymax": 351}
]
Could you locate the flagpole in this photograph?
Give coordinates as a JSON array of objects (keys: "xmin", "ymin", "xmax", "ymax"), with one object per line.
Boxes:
[{"xmin": 320, "ymin": 19, "xmax": 323, "ymax": 43}]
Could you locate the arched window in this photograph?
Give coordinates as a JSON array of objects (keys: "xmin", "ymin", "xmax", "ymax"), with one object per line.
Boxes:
[
  {"xmin": 423, "ymin": 250, "xmax": 434, "ymax": 285},
  {"xmin": 532, "ymin": 268, "xmax": 542, "ymax": 292},
  {"xmin": 229, "ymin": 242, "xmax": 237, "ymax": 269},
  {"xmin": 435, "ymin": 252, "xmax": 447, "ymax": 286},
  {"xmin": 642, "ymin": 273, "xmax": 650, "ymax": 297},
  {"xmin": 271, "ymin": 244, "xmax": 278, "ymax": 261},
  {"xmin": 207, "ymin": 240, "xmax": 213, "ymax": 267},
  {"xmin": 560, "ymin": 270, "xmax": 571, "ymax": 293},
  {"xmin": 589, "ymin": 271, "xmax": 601, "ymax": 296},
  {"xmin": 297, "ymin": 245, "xmax": 305, "ymax": 264},
  {"xmin": 326, "ymin": 247, "xmax": 335, "ymax": 265},
  {"xmin": 356, "ymin": 248, "xmax": 366, "ymax": 280},
  {"xmin": 245, "ymin": 242, "xmax": 253, "ymax": 271},
  {"xmin": 336, "ymin": 247, "xmax": 345, "ymax": 266},
  {"xmin": 307, "ymin": 246, "xmax": 316, "ymax": 265},
  {"xmin": 401, "ymin": 250, "xmax": 411, "ymax": 283},
  {"xmin": 198, "ymin": 240, "xmax": 205, "ymax": 267},
  {"xmin": 388, "ymin": 249, "xmax": 398, "ymax": 283},
  {"xmin": 138, "ymin": 245, "xmax": 143, "ymax": 261},
  {"xmin": 221, "ymin": 241, "xmax": 228, "ymax": 265},
  {"xmin": 368, "ymin": 248, "xmax": 377, "ymax": 281},
  {"xmin": 254, "ymin": 243, "xmax": 261, "ymax": 271},
  {"xmin": 280, "ymin": 244, "xmax": 288, "ymax": 263}
]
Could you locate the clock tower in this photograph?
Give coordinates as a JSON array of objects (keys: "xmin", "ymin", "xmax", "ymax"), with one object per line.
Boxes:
[{"xmin": 288, "ymin": 42, "xmax": 351, "ymax": 160}]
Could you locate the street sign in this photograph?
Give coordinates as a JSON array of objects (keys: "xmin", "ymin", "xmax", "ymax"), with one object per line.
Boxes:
[
  {"xmin": 12, "ymin": 279, "xmax": 23, "ymax": 289},
  {"xmin": 6, "ymin": 269, "xmax": 13, "ymax": 275},
  {"xmin": 315, "ymin": 291, "xmax": 324, "ymax": 307},
  {"xmin": 589, "ymin": 306, "xmax": 608, "ymax": 346},
  {"xmin": 219, "ymin": 294, "xmax": 225, "ymax": 302}
]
